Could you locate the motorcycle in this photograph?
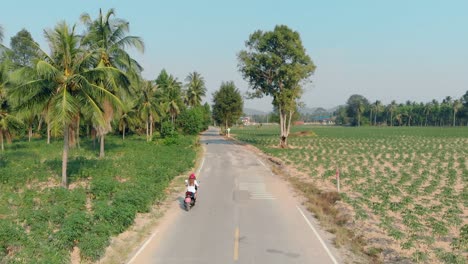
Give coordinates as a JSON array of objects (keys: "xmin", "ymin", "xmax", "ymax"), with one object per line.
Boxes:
[
  {"xmin": 184, "ymin": 191, "xmax": 196, "ymax": 211},
  {"xmin": 184, "ymin": 179, "xmax": 199, "ymax": 211}
]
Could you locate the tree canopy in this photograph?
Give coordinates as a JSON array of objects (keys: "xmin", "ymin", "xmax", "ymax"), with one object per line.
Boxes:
[
  {"xmin": 238, "ymin": 25, "xmax": 315, "ymax": 147},
  {"xmin": 212, "ymin": 81, "xmax": 243, "ymax": 128}
]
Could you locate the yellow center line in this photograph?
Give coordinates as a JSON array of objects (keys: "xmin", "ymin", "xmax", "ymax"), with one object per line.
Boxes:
[{"xmin": 234, "ymin": 227, "xmax": 240, "ymax": 261}]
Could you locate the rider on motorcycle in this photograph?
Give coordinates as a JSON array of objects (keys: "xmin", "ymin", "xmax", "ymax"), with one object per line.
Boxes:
[{"xmin": 185, "ymin": 173, "xmax": 199, "ymax": 201}]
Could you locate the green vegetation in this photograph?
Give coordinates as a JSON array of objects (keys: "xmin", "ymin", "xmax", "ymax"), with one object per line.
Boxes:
[
  {"xmin": 212, "ymin": 81, "xmax": 243, "ymax": 129},
  {"xmin": 238, "ymin": 25, "xmax": 315, "ymax": 148},
  {"xmin": 0, "ymin": 9, "xmax": 211, "ymax": 188},
  {"xmin": 335, "ymin": 93, "xmax": 468, "ymax": 127},
  {"xmin": 0, "ymin": 9, "xmax": 210, "ymax": 263},
  {"xmin": 0, "ymin": 135, "xmax": 197, "ymax": 262},
  {"xmin": 231, "ymin": 125, "xmax": 467, "ymax": 263}
]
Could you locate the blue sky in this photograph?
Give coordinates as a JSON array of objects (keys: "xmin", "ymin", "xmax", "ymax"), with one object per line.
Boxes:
[{"xmin": 1, "ymin": 0, "xmax": 467, "ymax": 111}]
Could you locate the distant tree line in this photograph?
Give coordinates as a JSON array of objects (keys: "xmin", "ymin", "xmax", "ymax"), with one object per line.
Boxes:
[{"xmin": 335, "ymin": 93, "xmax": 468, "ymax": 126}]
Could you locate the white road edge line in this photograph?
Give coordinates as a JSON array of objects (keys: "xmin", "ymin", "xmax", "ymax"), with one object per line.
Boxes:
[
  {"xmin": 296, "ymin": 205, "xmax": 339, "ymax": 264},
  {"xmin": 126, "ymin": 231, "xmax": 159, "ymax": 264},
  {"xmin": 257, "ymin": 158, "xmax": 266, "ymax": 168},
  {"xmin": 197, "ymin": 157, "xmax": 205, "ymax": 175},
  {"xmin": 127, "ymin": 155, "xmax": 207, "ymax": 264}
]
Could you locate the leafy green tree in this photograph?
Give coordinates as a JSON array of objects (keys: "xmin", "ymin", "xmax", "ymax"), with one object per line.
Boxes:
[
  {"xmin": 177, "ymin": 106, "xmax": 207, "ymax": 135},
  {"xmin": 0, "ymin": 25, "xmax": 5, "ymax": 50},
  {"xmin": 185, "ymin": 71, "xmax": 206, "ymax": 107},
  {"xmin": 346, "ymin": 94, "xmax": 368, "ymax": 126},
  {"xmin": 10, "ymin": 22, "xmax": 126, "ymax": 188},
  {"xmin": 238, "ymin": 25, "xmax": 315, "ymax": 147},
  {"xmin": 334, "ymin": 106, "xmax": 349, "ymax": 125},
  {"xmin": 9, "ymin": 29, "xmax": 38, "ymax": 68},
  {"xmin": 212, "ymin": 81, "xmax": 243, "ymax": 128}
]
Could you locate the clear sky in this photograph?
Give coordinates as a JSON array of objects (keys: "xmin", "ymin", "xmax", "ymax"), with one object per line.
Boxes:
[{"xmin": 1, "ymin": 0, "xmax": 467, "ymax": 112}]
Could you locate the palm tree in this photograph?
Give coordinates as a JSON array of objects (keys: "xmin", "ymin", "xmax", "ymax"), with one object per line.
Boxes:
[
  {"xmin": 0, "ymin": 101, "xmax": 23, "ymax": 151},
  {"xmin": 11, "ymin": 22, "xmax": 126, "ymax": 188},
  {"xmin": 453, "ymin": 99, "xmax": 462, "ymax": 126},
  {"xmin": 156, "ymin": 70, "xmax": 183, "ymax": 126},
  {"xmin": 81, "ymin": 8, "xmax": 144, "ymax": 156},
  {"xmin": 138, "ymin": 80, "xmax": 160, "ymax": 141},
  {"xmin": 388, "ymin": 100, "xmax": 397, "ymax": 126},
  {"xmin": 185, "ymin": 72, "xmax": 206, "ymax": 107},
  {"xmin": 166, "ymin": 76, "xmax": 183, "ymax": 125},
  {"xmin": 373, "ymin": 100, "xmax": 382, "ymax": 125},
  {"xmin": 80, "ymin": 8, "xmax": 144, "ymax": 74},
  {"xmin": 423, "ymin": 102, "xmax": 432, "ymax": 126},
  {"xmin": 355, "ymin": 101, "xmax": 365, "ymax": 127},
  {"xmin": 118, "ymin": 98, "xmax": 138, "ymax": 140}
]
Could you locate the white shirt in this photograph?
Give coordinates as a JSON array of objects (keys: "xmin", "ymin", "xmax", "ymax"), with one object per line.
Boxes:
[{"xmin": 186, "ymin": 180, "xmax": 199, "ymax": 193}]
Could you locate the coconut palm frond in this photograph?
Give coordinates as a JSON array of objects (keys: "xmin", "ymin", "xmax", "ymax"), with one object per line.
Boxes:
[{"xmin": 36, "ymin": 60, "xmax": 60, "ymax": 80}]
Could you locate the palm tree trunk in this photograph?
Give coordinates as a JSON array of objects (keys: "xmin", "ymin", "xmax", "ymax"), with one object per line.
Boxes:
[
  {"xmin": 146, "ymin": 118, "xmax": 149, "ymax": 142},
  {"xmin": 390, "ymin": 113, "xmax": 393, "ymax": 126},
  {"xmin": 453, "ymin": 111, "xmax": 456, "ymax": 126},
  {"xmin": 150, "ymin": 114, "xmax": 153, "ymax": 140},
  {"xmin": 100, "ymin": 135, "xmax": 105, "ymax": 158},
  {"xmin": 62, "ymin": 125, "xmax": 69, "ymax": 188},
  {"xmin": 122, "ymin": 123, "xmax": 125, "ymax": 140},
  {"xmin": 358, "ymin": 114, "xmax": 361, "ymax": 127},
  {"xmin": 76, "ymin": 118, "xmax": 80, "ymax": 149},
  {"xmin": 369, "ymin": 110, "xmax": 372, "ymax": 125},
  {"xmin": 47, "ymin": 121, "xmax": 51, "ymax": 144},
  {"xmin": 28, "ymin": 125, "xmax": 32, "ymax": 142},
  {"xmin": 37, "ymin": 117, "xmax": 43, "ymax": 132},
  {"xmin": 374, "ymin": 112, "xmax": 377, "ymax": 125},
  {"xmin": 0, "ymin": 130, "xmax": 4, "ymax": 151}
]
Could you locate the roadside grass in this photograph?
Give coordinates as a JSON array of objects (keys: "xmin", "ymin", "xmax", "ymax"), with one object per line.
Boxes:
[
  {"xmin": 0, "ymin": 135, "xmax": 198, "ymax": 263},
  {"xmin": 232, "ymin": 125, "xmax": 467, "ymax": 263}
]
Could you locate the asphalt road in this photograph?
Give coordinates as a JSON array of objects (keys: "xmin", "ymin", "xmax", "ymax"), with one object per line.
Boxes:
[{"xmin": 128, "ymin": 127, "xmax": 342, "ymax": 264}]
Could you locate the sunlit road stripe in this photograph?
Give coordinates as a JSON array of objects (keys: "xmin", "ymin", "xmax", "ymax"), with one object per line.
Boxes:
[
  {"xmin": 239, "ymin": 182, "xmax": 275, "ymax": 200},
  {"xmin": 257, "ymin": 158, "xmax": 266, "ymax": 167},
  {"xmin": 234, "ymin": 227, "xmax": 240, "ymax": 261},
  {"xmin": 126, "ymin": 231, "xmax": 159, "ymax": 264},
  {"xmin": 296, "ymin": 206, "xmax": 339, "ymax": 264}
]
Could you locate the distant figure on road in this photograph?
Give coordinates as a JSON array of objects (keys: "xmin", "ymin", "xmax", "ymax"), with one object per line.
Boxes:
[{"xmin": 185, "ymin": 173, "xmax": 199, "ymax": 201}]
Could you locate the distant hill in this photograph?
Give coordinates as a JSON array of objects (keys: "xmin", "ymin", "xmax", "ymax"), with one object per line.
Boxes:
[
  {"xmin": 243, "ymin": 105, "xmax": 343, "ymax": 116},
  {"xmin": 299, "ymin": 106, "xmax": 340, "ymax": 114},
  {"xmin": 243, "ymin": 108, "xmax": 269, "ymax": 115}
]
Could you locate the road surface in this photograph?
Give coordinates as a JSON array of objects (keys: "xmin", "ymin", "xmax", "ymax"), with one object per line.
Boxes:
[{"xmin": 128, "ymin": 127, "xmax": 342, "ymax": 264}]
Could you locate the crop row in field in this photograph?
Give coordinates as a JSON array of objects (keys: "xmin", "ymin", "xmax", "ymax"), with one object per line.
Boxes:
[
  {"xmin": 232, "ymin": 126, "xmax": 467, "ymax": 263},
  {"xmin": 0, "ymin": 135, "xmax": 197, "ymax": 263}
]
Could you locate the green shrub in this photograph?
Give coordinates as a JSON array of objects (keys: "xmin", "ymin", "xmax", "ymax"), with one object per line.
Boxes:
[
  {"xmin": 53, "ymin": 211, "xmax": 89, "ymax": 250},
  {"xmin": 79, "ymin": 231, "xmax": 110, "ymax": 261},
  {"xmin": 91, "ymin": 177, "xmax": 119, "ymax": 199},
  {"xmin": 160, "ymin": 121, "xmax": 178, "ymax": 138},
  {"xmin": 0, "ymin": 220, "xmax": 25, "ymax": 260}
]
